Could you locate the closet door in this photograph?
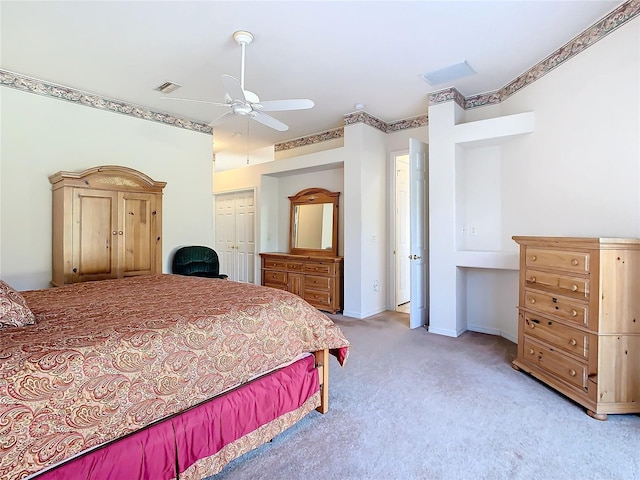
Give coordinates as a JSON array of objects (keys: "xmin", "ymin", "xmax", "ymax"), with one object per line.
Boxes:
[
  {"xmin": 215, "ymin": 190, "xmax": 255, "ymax": 283},
  {"xmin": 72, "ymin": 188, "xmax": 119, "ymax": 282},
  {"xmin": 234, "ymin": 192, "xmax": 255, "ymax": 283}
]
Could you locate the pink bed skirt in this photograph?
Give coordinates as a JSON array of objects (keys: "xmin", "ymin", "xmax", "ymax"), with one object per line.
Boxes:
[{"xmin": 32, "ymin": 355, "xmax": 319, "ymax": 480}]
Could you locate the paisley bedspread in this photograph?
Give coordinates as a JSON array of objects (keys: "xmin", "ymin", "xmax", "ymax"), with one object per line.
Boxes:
[{"xmin": 0, "ymin": 274, "xmax": 350, "ymax": 480}]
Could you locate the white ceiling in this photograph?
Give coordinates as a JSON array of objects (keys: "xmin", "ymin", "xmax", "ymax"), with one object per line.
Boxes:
[{"xmin": 1, "ymin": 1, "xmax": 622, "ymax": 156}]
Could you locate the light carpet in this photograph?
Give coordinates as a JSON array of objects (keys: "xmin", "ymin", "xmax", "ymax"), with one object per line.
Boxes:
[{"xmin": 207, "ymin": 311, "xmax": 640, "ymax": 480}]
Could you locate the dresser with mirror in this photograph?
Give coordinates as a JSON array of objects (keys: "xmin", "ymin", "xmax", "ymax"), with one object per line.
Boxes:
[{"xmin": 260, "ymin": 188, "xmax": 343, "ymax": 314}]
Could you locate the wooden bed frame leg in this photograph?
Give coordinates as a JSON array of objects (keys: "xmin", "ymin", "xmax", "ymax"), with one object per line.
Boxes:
[{"xmin": 314, "ymin": 349, "xmax": 329, "ymax": 414}]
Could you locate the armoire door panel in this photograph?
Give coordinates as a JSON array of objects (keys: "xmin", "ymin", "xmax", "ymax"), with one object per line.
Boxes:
[
  {"xmin": 74, "ymin": 190, "xmax": 118, "ymax": 282},
  {"xmin": 120, "ymin": 193, "xmax": 156, "ymax": 276}
]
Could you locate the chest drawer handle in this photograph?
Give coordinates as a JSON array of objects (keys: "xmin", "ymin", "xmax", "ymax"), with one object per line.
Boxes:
[
  {"xmin": 529, "ymin": 298, "xmax": 536, "ymax": 304},
  {"xmin": 569, "ymin": 369, "xmax": 577, "ymax": 377},
  {"xmin": 571, "ymin": 284, "xmax": 578, "ymax": 292},
  {"xmin": 569, "ymin": 338, "xmax": 577, "ymax": 346},
  {"xmin": 531, "ymin": 255, "xmax": 537, "ymax": 261},
  {"xmin": 529, "ymin": 276, "xmax": 536, "ymax": 283},
  {"xmin": 571, "ymin": 259, "xmax": 579, "ymax": 266},
  {"xmin": 527, "ymin": 348, "xmax": 535, "ymax": 355},
  {"xmin": 529, "ymin": 323, "xmax": 535, "ymax": 329},
  {"xmin": 570, "ymin": 309, "xmax": 578, "ymax": 317}
]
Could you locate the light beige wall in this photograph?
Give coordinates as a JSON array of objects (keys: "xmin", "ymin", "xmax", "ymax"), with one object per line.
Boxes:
[
  {"xmin": 500, "ymin": 17, "xmax": 640, "ymax": 238},
  {"xmin": 464, "ymin": 17, "xmax": 640, "ymax": 341},
  {"xmin": 1, "ymin": 88, "xmax": 213, "ymax": 290}
]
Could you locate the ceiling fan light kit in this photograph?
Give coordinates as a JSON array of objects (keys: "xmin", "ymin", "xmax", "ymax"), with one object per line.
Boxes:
[{"xmin": 161, "ymin": 29, "xmax": 314, "ymax": 132}]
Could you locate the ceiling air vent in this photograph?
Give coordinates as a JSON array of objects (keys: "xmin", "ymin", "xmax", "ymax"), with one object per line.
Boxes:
[
  {"xmin": 420, "ymin": 61, "xmax": 476, "ymax": 86},
  {"xmin": 154, "ymin": 82, "xmax": 182, "ymax": 94}
]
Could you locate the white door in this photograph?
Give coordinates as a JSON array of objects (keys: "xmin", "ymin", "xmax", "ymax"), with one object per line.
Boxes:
[
  {"xmin": 234, "ymin": 193, "xmax": 255, "ymax": 283},
  {"xmin": 214, "ymin": 190, "xmax": 256, "ymax": 283},
  {"xmin": 215, "ymin": 194, "xmax": 235, "ymax": 278},
  {"xmin": 409, "ymin": 139, "xmax": 429, "ymax": 329},
  {"xmin": 396, "ymin": 155, "xmax": 411, "ymax": 306}
]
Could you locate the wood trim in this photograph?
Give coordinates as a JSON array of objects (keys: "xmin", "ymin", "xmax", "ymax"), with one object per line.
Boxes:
[
  {"xmin": 314, "ymin": 349, "xmax": 329, "ymax": 414},
  {"xmin": 49, "ymin": 165, "xmax": 167, "ymax": 193},
  {"xmin": 289, "ymin": 187, "xmax": 339, "ymax": 257}
]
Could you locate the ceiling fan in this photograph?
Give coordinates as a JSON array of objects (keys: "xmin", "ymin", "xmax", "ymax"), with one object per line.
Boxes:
[{"xmin": 162, "ymin": 30, "xmax": 314, "ymax": 131}]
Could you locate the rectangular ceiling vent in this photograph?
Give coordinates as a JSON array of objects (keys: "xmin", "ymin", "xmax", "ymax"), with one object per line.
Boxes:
[
  {"xmin": 420, "ymin": 61, "xmax": 476, "ymax": 86},
  {"xmin": 154, "ymin": 82, "xmax": 182, "ymax": 94}
]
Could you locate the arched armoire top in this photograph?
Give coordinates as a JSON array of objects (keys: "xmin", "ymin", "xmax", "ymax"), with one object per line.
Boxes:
[{"xmin": 49, "ymin": 165, "xmax": 166, "ymax": 193}]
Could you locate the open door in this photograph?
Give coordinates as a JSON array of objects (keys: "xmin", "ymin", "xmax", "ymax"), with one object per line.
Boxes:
[{"xmin": 409, "ymin": 138, "xmax": 429, "ymax": 329}]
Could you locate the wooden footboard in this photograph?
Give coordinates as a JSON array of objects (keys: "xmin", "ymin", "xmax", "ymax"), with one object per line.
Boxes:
[{"xmin": 314, "ymin": 349, "xmax": 329, "ymax": 413}]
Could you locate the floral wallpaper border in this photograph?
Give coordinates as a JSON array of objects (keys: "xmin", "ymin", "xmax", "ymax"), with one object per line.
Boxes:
[
  {"xmin": 429, "ymin": 0, "xmax": 640, "ymax": 109},
  {"xmin": 275, "ymin": 112, "xmax": 429, "ymax": 152},
  {"xmin": 274, "ymin": 127, "xmax": 344, "ymax": 152},
  {"xmin": 3, "ymin": 0, "xmax": 638, "ymax": 149},
  {"xmin": 0, "ymin": 70, "xmax": 213, "ymax": 134}
]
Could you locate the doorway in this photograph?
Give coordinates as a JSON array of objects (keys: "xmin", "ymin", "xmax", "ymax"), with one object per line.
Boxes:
[
  {"xmin": 214, "ymin": 189, "xmax": 256, "ymax": 283},
  {"xmin": 390, "ymin": 140, "xmax": 429, "ymax": 329},
  {"xmin": 395, "ymin": 154, "xmax": 411, "ymax": 313}
]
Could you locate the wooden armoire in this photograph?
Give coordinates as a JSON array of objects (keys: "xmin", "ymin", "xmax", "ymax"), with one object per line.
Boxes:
[{"xmin": 49, "ymin": 166, "xmax": 166, "ymax": 286}]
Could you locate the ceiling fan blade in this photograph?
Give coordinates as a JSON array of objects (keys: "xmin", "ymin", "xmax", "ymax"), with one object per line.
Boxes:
[
  {"xmin": 161, "ymin": 97, "xmax": 230, "ymax": 107},
  {"xmin": 258, "ymin": 99, "xmax": 315, "ymax": 112},
  {"xmin": 251, "ymin": 112, "xmax": 289, "ymax": 131},
  {"xmin": 208, "ymin": 110, "xmax": 234, "ymax": 127},
  {"xmin": 221, "ymin": 74, "xmax": 246, "ymax": 103}
]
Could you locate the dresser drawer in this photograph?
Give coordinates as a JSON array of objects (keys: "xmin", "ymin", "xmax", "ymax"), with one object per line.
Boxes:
[
  {"xmin": 263, "ymin": 258, "xmax": 286, "ymax": 270},
  {"xmin": 304, "ymin": 262, "xmax": 335, "ymax": 276},
  {"xmin": 263, "ymin": 270, "xmax": 287, "ymax": 285},
  {"xmin": 304, "ymin": 289, "xmax": 332, "ymax": 308},
  {"xmin": 523, "ymin": 312, "xmax": 589, "ymax": 360},
  {"xmin": 304, "ymin": 275, "xmax": 331, "ymax": 290},
  {"xmin": 525, "ymin": 248, "xmax": 590, "ymax": 274},
  {"xmin": 524, "ymin": 290, "xmax": 588, "ymax": 327},
  {"xmin": 286, "ymin": 261, "xmax": 305, "ymax": 272},
  {"xmin": 522, "ymin": 337, "xmax": 589, "ymax": 391},
  {"xmin": 524, "ymin": 269, "xmax": 589, "ymax": 300}
]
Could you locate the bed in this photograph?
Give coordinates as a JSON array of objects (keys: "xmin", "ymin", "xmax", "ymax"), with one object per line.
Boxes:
[{"xmin": 0, "ymin": 274, "xmax": 350, "ymax": 480}]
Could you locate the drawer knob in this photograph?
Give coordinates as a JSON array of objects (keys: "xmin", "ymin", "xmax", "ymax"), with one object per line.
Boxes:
[
  {"xmin": 571, "ymin": 284, "xmax": 578, "ymax": 292},
  {"xmin": 571, "ymin": 259, "xmax": 579, "ymax": 266},
  {"xmin": 531, "ymin": 255, "xmax": 537, "ymax": 261},
  {"xmin": 527, "ymin": 348, "xmax": 535, "ymax": 355},
  {"xmin": 529, "ymin": 322, "xmax": 535, "ymax": 329},
  {"xmin": 529, "ymin": 276, "xmax": 536, "ymax": 283},
  {"xmin": 529, "ymin": 298, "xmax": 536, "ymax": 304},
  {"xmin": 569, "ymin": 338, "xmax": 577, "ymax": 346},
  {"xmin": 570, "ymin": 309, "xmax": 578, "ymax": 317},
  {"xmin": 569, "ymin": 369, "xmax": 577, "ymax": 377}
]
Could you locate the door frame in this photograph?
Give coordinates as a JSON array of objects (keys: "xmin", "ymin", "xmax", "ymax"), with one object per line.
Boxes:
[
  {"xmin": 213, "ymin": 187, "xmax": 257, "ymax": 283},
  {"xmin": 387, "ymin": 149, "xmax": 410, "ymax": 312}
]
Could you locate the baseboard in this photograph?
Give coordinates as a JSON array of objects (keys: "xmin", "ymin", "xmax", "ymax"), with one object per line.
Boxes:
[
  {"xmin": 426, "ymin": 326, "xmax": 464, "ymax": 338},
  {"xmin": 468, "ymin": 324, "xmax": 517, "ymax": 344},
  {"xmin": 341, "ymin": 306, "xmax": 387, "ymax": 319},
  {"xmin": 467, "ymin": 324, "xmax": 501, "ymax": 336}
]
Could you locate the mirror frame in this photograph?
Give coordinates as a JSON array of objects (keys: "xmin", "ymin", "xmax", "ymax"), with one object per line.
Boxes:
[{"xmin": 289, "ymin": 187, "xmax": 340, "ymax": 257}]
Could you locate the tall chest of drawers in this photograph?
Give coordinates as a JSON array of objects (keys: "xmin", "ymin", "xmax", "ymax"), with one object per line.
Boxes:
[
  {"xmin": 260, "ymin": 253, "xmax": 343, "ymax": 314},
  {"xmin": 512, "ymin": 236, "xmax": 640, "ymax": 420}
]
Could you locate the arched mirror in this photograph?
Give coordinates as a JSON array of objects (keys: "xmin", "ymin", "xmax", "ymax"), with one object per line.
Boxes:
[{"xmin": 289, "ymin": 188, "xmax": 339, "ymax": 257}]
